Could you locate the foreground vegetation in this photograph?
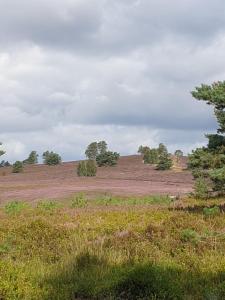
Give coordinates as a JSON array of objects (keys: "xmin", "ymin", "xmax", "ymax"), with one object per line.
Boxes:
[{"xmin": 1, "ymin": 195, "xmax": 225, "ymax": 299}]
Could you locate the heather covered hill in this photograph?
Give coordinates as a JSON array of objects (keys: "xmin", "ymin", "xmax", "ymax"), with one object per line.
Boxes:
[{"xmin": 0, "ymin": 155, "xmax": 193, "ymax": 203}]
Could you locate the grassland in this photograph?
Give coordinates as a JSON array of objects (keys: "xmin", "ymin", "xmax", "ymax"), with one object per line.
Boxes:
[{"xmin": 1, "ymin": 195, "xmax": 225, "ymax": 299}]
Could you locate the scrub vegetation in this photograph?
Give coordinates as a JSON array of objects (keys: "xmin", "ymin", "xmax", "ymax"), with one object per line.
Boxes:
[{"xmin": 1, "ymin": 195, "xmax": 225, "ymax": 299}]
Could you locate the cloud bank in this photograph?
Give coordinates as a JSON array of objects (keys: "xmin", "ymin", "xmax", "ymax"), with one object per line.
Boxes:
[{"xmin": 0, "ymin": 0, "xmax": 224, "ymax": 161}]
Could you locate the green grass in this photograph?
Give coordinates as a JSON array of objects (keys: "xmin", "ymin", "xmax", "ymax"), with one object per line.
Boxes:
[{"xmin": 1, "ymin": 196, "xmax": 225, "ymax": 299}]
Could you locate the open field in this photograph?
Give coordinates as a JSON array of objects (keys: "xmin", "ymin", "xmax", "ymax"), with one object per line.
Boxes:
[
  {"xmin": 1, "ymin": 195, "xmax": 225, "ymax": 299},
  {"xmin": 0, "ymin": 155, "xmax": 193, "ymax": 204}
]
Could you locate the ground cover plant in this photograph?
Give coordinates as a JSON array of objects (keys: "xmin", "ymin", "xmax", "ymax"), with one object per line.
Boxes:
[{"xmin": 1, "ymin": 195, "xmax": 225, "ymax": 299}]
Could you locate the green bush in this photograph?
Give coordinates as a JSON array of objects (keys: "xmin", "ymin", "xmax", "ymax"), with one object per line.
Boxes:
[
  {"xmin": 12, "ymin": 161, "xmax": 23, "ymax": 173},
  {"xmin": 37, "ymin": 200, "xmax": 59, "ymax": 212},
  {"xmin": 4, "ymin": 201, "xmax": 28, "ymax": 215},
  {"xmin": 180, "ymin": 229, "xmax": 200, "ymax": 244},
  {"xmin": 96, "ymin": 151, "xmax": 120, "ymax": 167},
  {"xmin": 194, "ymin": 177, "xmax": 210, "ymax": 199},
  {"xmin": 71, "ymin": 193, "xmax": 87, "ymax": 208},
  {"xmin": 156, "ymin": 153, "xmax": 173, "ymax": 170},
  {"xmin": 203, "ymin": 206, "xmax": 220, "ymax": 217},
  {"xmin": 86, "ymin": 160, "xmax": 97, "ymax": 176},
  {"xmin": 143, "ymin": 148, "xmax": 158, "ymax": 164}
]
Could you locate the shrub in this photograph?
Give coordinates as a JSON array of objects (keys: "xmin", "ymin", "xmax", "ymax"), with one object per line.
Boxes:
[
  {"xmin": 71, "ymin": 193, "xmax": 87, "ymax": 208},
  {"xmin": 96, "ymin": 151, "xmax": 120, "ymax": 167},
  {"xmin": 77, "ymin": 161, "xmax": 87, "ymax": 176},
  {"xmin": 203, "ymin": 206, "xmax": 220, "ymax": 217},
  {"xmin": 180, "ymin": 229, "xmax": 200, "ymax": 244},
  {"xmin": 77, "ymin": 160, "xmax": 97, "ymax": 177},
  {"xmin": 4, "ymin": 201, "xmax": 28, "ymax": 215},
  {"xmin": 12, "ymin": 161, "xmax": 23, "ymax": 173},
  {"xmin": 43, "ymin": 151, "xmax": 62, "ymax": 165},
  {"xmin": 86, "ymin": 160, "xmax": 97, "ymax": 176},
  {"xmin": 37, "ymin": 200, "xmax": 59, "ymax": 212},
  {"xmin": 194, "ymin": 177, "xmax": 210, "ymax": 199}
]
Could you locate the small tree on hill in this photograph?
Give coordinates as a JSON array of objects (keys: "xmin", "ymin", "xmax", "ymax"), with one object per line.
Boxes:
[
  {"xmin": 85, "ymin": 142, "xmax": 98, "ymax": 160},
  {"xmin": 43, "ymin": 151, "xmax": 62, "ymax": 165},
  {"xmin": 23, "ymin": 151, "xmax": 38, "ymax": 164},
  {"xmin": 156, "ymin": 145, "xmax": 173, "ymax": 170},
  {"xmin": 143, "ymin": 148, "xmax": 158, "ymax": 164},
  {"xmin": 12, "ymin": 161, "xmax": 23, "ymax": 173}
]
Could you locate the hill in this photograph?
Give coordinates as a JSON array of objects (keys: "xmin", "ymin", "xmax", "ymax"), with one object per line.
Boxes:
[{"xmin": 0, "ymin": 155, "xmax": 193, "ymax": 203}]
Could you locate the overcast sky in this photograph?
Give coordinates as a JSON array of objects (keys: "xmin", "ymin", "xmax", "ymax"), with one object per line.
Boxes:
[{"xmin": 0, "ymin": 0, "xmax": 224, "ymax": 162}]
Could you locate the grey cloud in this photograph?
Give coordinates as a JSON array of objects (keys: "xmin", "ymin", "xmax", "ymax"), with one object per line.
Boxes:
[
  {"xmin": 0, "ymin": 0, "xmax": 224, "ymax": 161},
  {"xmin": 0, "ymin": 0, "xmax": 225, "ymax": 54}
]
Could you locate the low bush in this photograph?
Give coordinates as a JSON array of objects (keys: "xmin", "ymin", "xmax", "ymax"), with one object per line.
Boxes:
[
  {"xmin": 203, "ymin": 206, "xmax": 220, "ymax": 217},
  {"xmin": 180, "ymin": 229, "xmax": 200, "ymax": 244},
  {"xmin": 71, "ymin": 193, "xmax": 87, "ymax": 208},
  {"xmin": 37, "ymin": 200, "xmax": 59, "ymax": 212},
  {"xmin": 4, "ymin": 201, "xmax": 28, "ymax": 215}
]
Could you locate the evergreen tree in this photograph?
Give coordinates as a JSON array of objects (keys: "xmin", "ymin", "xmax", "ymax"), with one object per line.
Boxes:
[
  {"xmin": 189, "ymin": 81, "xmax": 225, "ymax": 195},
  {"xmin": 23, "ymin": 151, "xmax": 38, "ymax": 164},
  {"xmin": 156, "ymin": 145, "xmax": 173, "ymax": 170}
]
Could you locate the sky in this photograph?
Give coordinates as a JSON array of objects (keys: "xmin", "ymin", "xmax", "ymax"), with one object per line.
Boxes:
[{"xmin": 0, "ymin": 0, "xmax": 224, "ymax": 162}]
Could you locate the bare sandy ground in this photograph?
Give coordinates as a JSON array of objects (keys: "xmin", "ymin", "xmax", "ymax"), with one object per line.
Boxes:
[{"xmin": 0, "ymin": 155, "xmax": 194, "ymax": 203}]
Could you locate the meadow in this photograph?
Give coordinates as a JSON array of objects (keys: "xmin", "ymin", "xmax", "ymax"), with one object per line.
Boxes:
[{"xmin": 1, "ymin": 194, "xmax": 225, "ymax": 299}]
